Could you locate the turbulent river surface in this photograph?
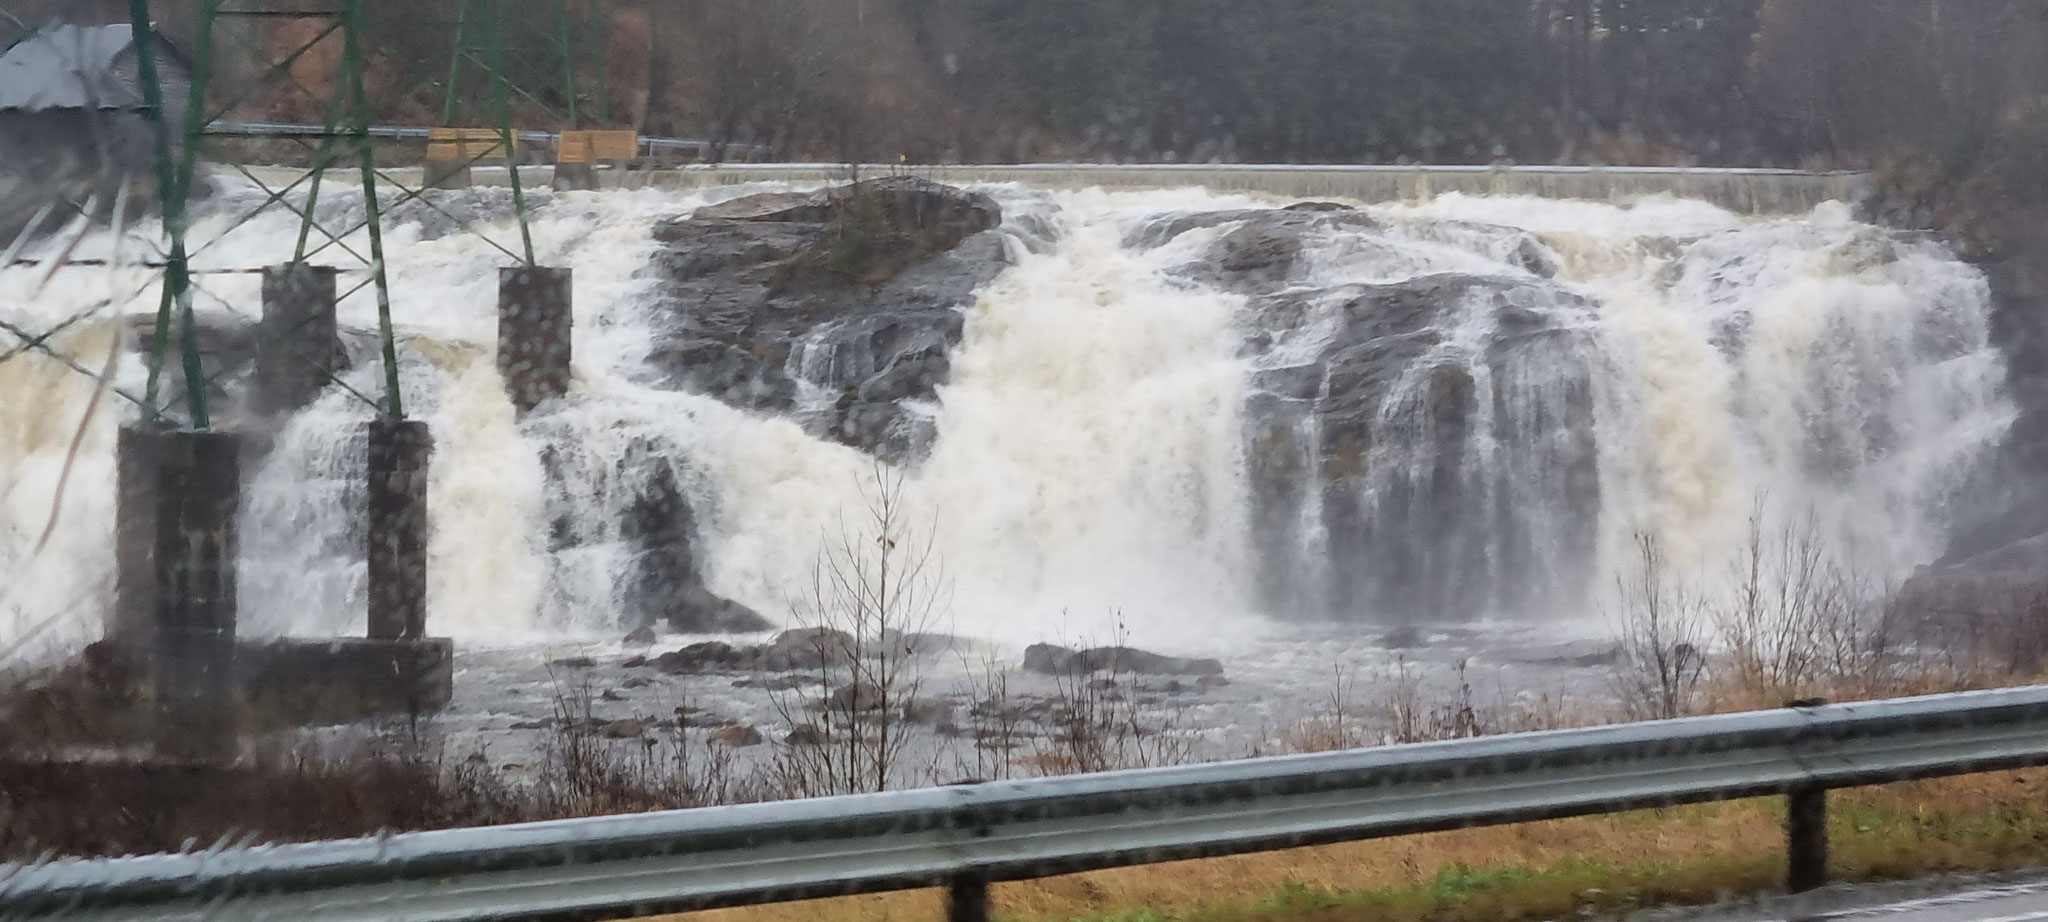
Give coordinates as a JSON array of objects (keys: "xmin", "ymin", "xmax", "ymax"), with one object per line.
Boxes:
[{"xmin": 0, "ymin": 175, "xmax": 2011, "ymax": 761}]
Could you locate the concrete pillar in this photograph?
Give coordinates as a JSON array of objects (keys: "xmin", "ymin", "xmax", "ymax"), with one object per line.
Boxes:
[
  {"xmin": 425, "ymin": 128, "xmax": 473, "ymax": 189},
  {"xmin": 497, "ymin": 266, "xmax": 573, "ymax": 414},
  {"xmin": 113, "ymin": 423, "xmax": 168, "ymax": 645},
  {"xmin": 552, "ymin": 161, "xmax": 597, "ymax": 192},
  {"xmin": 554, "ymin": 130, "xmax": 597, "ymax": 192},
  {"xmin": 254, "ymin": 263, "xmax": 344, "ymax": 417},
  {"xmin": 366, "ymin": 418, "xmax": 432, "ymax": 641},
  {"xmin": 423, "ymin": 160, "xmax": 472, "ymax": 190},
  {"xmin": 115, "ymin": 425, "xmax": 240, "ymax": 758}
]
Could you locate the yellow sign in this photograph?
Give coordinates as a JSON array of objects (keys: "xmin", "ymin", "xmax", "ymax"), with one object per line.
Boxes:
[
  {"xmin": 427, "ymin": 127, "xmax": 515, "ymax": 162},
  {"xmin": 558, "ymin": 130, "xmax": 639, "ymax": 164}
]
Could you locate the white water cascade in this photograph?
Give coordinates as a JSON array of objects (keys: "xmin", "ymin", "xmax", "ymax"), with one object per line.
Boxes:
[{"xmin": 0, "ymin": 180, "xmax": 2012, "ymax": 662}]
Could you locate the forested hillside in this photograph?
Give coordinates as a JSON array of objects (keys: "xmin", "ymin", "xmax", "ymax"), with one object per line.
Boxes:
[{"xmin": 7, "ymin": 0, "xmax": 2045, "ymax": 170}]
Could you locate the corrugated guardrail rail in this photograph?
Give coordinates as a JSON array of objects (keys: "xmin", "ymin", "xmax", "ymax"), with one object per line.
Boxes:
[{"xmin": 6, "ymin": 686, "xmax": 2048, "ymax": 922}]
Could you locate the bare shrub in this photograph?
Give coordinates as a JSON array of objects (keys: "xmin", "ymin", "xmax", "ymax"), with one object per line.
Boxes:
[
  {"xmin": 1276, "ymin": 663, "xmax": 1371, "ymax": 753},
  {"xmin": 1708, "ymin": 500, "xmax": 1904, "ymax": 706},
  {"xmin": 1025, "ymin": 615, "xmax": 1199, "ymax": 775},
  {"xmin": 953, "ymin": 645, "xmax": 1025, "ymax": 782},
  {"xmin": 522, "ymin": 665, "xmax": 771, "ymax": 816},
  {"xmin": 1609, "ymin": 532, "xmax": 1707, "ymax": 721},
  {"xmin": 1271, "ymin": 656, "xmax": 1567, "ymax": 755},
  {"xmin": 768, "ymin": 466, "xmax": 944, "ymax": 796}
]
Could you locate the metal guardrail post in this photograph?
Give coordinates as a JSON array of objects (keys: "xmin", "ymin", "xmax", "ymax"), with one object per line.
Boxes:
[
  {"xmin": 1786, "ymin": 697, "xmax": 1830, "ymax": 893},
  {"xmin": 947, "ymin": 874, "xmax": 989, "ymax": 922},
  {"xmin": 1787, "ymin": 785, "xmax": 1828, "ymax": 892}
]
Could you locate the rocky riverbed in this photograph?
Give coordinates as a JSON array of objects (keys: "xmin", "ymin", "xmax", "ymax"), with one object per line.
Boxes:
[{"xmin": 427, "ymin": 621, "xmax": 1624, "ymax": 785}]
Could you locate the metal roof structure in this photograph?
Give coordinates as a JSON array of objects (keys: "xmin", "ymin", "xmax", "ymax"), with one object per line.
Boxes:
[{"xmin": 0, "ymin": 23, "xmax": 158, "ymax": 112}]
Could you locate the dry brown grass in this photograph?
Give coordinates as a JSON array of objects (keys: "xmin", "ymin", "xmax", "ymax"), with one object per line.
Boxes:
[{"xmin": 650, "ymin": 770, "xmax": 2048, "ymax": 922}]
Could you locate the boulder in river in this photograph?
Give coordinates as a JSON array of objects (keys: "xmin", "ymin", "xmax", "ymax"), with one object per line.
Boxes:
[
  {"xmin": 1138, "ymin": 205, "xmax": 1600, "ymax": 624},
  {"xmin": 1022, "ymin": 643, "xmax": 1224, "ymax": 677},
  {"xmin": 647, "ymin": 177, "xmax": 1009, "ymax": 463},
  {"xmin": 708, "ymin": 722, "xmax": 766, "ymax": 747}
]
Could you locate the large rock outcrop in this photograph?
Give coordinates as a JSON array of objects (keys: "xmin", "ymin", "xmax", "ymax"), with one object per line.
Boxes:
[
  {"xmin": 532, "ymin": 424, "xmax": 772, "ymax": 634},
  {"xmin": 1141, "ymin": 207, "xmax": 1602, "ymax": 623},
  {"xmin": 647, "ymin": 177, "xmax": 1009, "ymax": 463},
  {"xmin": 1862, "ymin": 157, "xmax": 2048, "ymax": 579},
  {"xmin": 1893, "ymin": 531, "xmax": 2048, "ymax": 672}
]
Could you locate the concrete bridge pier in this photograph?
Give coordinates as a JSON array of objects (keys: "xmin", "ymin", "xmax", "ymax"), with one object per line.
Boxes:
[
  {"xmin": 243, "ymin": 416, "xmax": 452, "ymax": 721},
  {"xmin": 367, "ymin": 418, "xmax": 431, "ymax": 641},
  {"xmin": 115, "ymin": 425, "xmax": 241, "ymax": 759},
  {"xmin": 254, "ymin": 263, "xmax": 344, "ymax": 417},
  {"xmin": 498, "ymin": 266, "xmax": 573, "ymax": 414}
]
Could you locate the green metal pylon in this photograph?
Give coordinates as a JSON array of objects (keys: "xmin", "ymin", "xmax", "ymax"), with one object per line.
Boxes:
[{"xmin": 129, "ymin": 0, "xmax": 218, "ymax": 428}]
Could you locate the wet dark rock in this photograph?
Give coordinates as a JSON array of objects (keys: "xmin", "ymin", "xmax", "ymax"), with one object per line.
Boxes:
[
  {"xmin": 599, "ymin": 689, "xmax": 627, "ymax": 701},
  {"xmin": 902, "ymin": 697, "xmax": 956, "ymax": 725},
  {"xmin": 548, "ymin": 656, "xmax": 596, "ymax": 669},
  {"xmin": 1136, "ymin": 204, "xmax": 1596, "ymax": 624},
  {"xmin": 1512, "ymin": 642, "xmax": 1623, "ymax": 668},
  {"xmin": 536, "ymin": 432, "xmax": 770, "ymax": 635},
  {"xmin": 1196, "ymin": 674, "xmax": 1231, "ymax": 689},
  {"xmin": 624, "ymin": 625, "xmax": 658, "ymax": 646},
  {"xmin": 1893, "ymin": 531, "xmax": 2048, "ymax": 671},
  {"xmin": 971, "ymin": 695, "xmax": 1055, "ymax": 724},
  {"xmin": 709, "ymin": 722, "xmax": 765, "ymax": 747},
  {"xmin": 886, "ymin": 631, "xmax": 968, "ymax": 656},
  {"xmin": 820, "ymin": 680, "xmax": 888, "ymax": 712},
  {"xmin": 1123, "ymin": 207, "xmax": 1378, "ymax": 253},
  {"xmin": 784, "ymin": 724, "xmax": 826, "ymax": 746},
  {"xmin": 767, "ymin": 627, "xmax": 856, "ymax": 667},
  {"xmin": 679, "ymin": 590, "xmax": 775, "ymax": 634},
  {"xmin": 652, "ymin": 628, "xmax": 881, "ymax": 675},
  {"xmin": 620, "ymin": 676, "xmax": 655, "ymax": 689},
  {"xmin": 1380, "ymin": 626, "xmax": 1428, "ymax": 649},
  {"xmin": 620, "ymin": 655, "xmax": 648, "ymax": 669},
  {"xmin": 648, "ymin": 178, "xmax": 1009, "ymax": 463},
  {"xmin": 599, "ymin": 718, "xmax": 652, "ymax": 739},
  {"xmin": 1237, "ymin": 272, "xmax": 1603, "ymax": 623},
  {"xmin": 1022, "ymin": 643, "xmax": 1224, "ymax": 677},
  {"xmin": 509, "ymin": 719, "xmax": 554, "ymax": 730},
  {"xmin": 733, "ymin": 674, "xmax": 812, "ymax": 692},
  {"xmin": 653, "ymin": 641, "xmax": 747, "ymax": 674}
]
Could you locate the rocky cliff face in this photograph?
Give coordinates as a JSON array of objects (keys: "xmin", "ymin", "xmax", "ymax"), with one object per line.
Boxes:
[
  {"xmin": 646, "ymin": 177, "xmax": 1008, "ymax": 464},
  {"xmin": 535, "ymin": 177, "xmax": 1011, "ymax": 633},
  {"xmin": 1135, "ymin": 207, "xmax": 1601, "ymax": 622},
  {"xmin": 1863, "ymin": 154, "xmax": 2048, "ymax": 633}
]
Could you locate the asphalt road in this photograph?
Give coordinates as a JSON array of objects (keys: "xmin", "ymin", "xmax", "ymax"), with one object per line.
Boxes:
[{"xmin": 1636, "ymin": 873, "xmax": 2048, "ymax": 922}]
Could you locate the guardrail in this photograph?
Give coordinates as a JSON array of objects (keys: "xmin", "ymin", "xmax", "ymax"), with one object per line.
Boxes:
[
  {"xmin": 204, "ymin": 121, "xmax": 773, "ymax": 160},
  {"xmin": 211, "ymin": 132, "xmax": 1866, "ymax": 213},
  {"xmin": 6, "ymin": 686, "xmax": 2048, "ymax": 922},
  {"xmin": 613, "ymin": 163, "xmax": 1868, "ymax": 214}
]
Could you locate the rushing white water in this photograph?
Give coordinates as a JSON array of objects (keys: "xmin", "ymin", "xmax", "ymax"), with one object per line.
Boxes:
[{"xmin": 0, "ymin": 179, "xmax": 2013, "ymax": 662}]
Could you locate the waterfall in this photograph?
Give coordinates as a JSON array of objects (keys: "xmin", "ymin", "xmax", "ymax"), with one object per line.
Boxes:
[{"xmin": 0, "ymin": 181, "xmax": 2012, "ymax": 661}]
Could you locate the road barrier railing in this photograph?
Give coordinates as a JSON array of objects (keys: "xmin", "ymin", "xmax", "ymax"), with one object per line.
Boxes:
[{"xmin": 6, "ymin": 686, "xmax": 2048, "ymax": 922}]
